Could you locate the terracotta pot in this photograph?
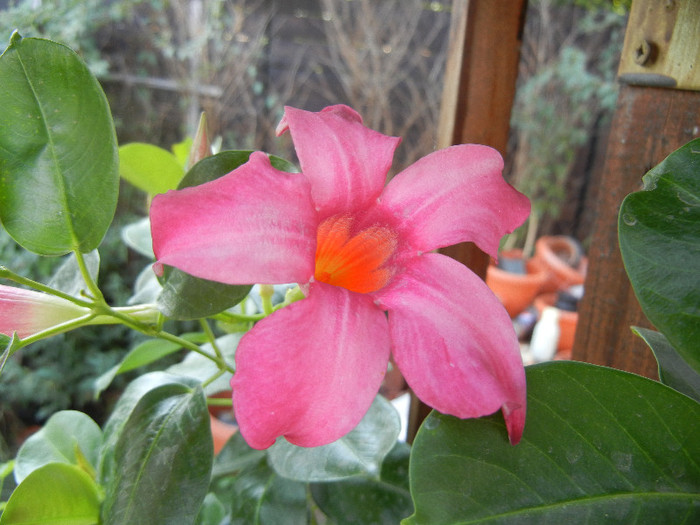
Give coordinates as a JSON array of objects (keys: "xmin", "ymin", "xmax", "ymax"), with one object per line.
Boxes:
[
  {"xmin": 486, "ymin": 250, "xmax": 548, "ymax": 318},
  {"xmin": 534, "ymin": 293, "xmax": 578, "ymax": 352},
  {"xmin": 533, "ymin": 236, "xmax": 587, "ymax": 294},
  {"xmin": 210, "ymin": 413, "xmax": 237, "ymax": 455},
  {"xmin": 208, "ymin": 391, "xmax": 237, "ymax": 454}
]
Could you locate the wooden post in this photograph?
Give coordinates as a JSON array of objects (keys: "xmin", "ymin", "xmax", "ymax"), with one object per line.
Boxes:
[
  {"xmin": 571, "ymin": 0, "xmax": 700, "ymax": 378},
  {"xmin": 407, "ymin": 0, "xmax": 527, "ymax": 442}
]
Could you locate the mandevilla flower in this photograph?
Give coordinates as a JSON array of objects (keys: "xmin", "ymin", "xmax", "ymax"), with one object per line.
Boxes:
[
  {"xmin": 0, "ymin": 285, "xmax": 90, "ymax": 339},
  {"xmin": 150, "ymin": 105, "xmax": 530, "ymax": 449}
]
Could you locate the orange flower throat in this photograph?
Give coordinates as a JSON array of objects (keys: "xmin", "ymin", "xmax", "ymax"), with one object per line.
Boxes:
[{"xmin": 314, "ymin": 214, "xmax": 398, "ymax": 294}]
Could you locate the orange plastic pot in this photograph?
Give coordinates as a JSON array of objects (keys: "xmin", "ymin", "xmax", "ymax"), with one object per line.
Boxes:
[
  {"xmin": 533, "ymin": 236, "xmax": 586, "ymax": 294},
  {"xmin": 534, "ymin": 293, "xmax": 578, "ymax": 352},
  {"xmin": 486, "ymin": 250, "xmax": 548, "ymax": 318}
]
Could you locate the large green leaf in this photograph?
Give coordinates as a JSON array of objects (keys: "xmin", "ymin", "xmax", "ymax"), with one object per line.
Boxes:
[
  {"xmin": 267, "ymin": 395, "xmax": 401, "ymax": 482},
  {"xmin": 0, "ymin": 33, "xmax": 118, "ymax": 255},
  {"xmin": 0, "ymin": 463, "xmax": 101, "ymax": 525},
  {"xmin": 310, "ymin": 442, "xmax": 413, "ymax": 525},
  {"xmin": 618, "ymin": 138, "xmax": 700, "ymax": 372},
  {"xmin": 406, "ymin": 361, "xmax": 700, "ymax": 524},
  {"xmin": 13, "ymin": 410, "xmax": 102, "ymax": 484},
  {"xmin": 118, "ymin": 143, "xmax": 184, "ymax": 195},
  {"xmin": 100, "ymin": 373, "xmax": 213, "ymax": 525}
]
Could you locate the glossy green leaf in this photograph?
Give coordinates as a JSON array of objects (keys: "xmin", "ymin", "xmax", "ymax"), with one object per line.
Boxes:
[
  {"xmin": 227, "ymin": 457, "xmax": 307, "ymax": 525},
  {"xmin": 100, "ymin": 373, "xmax": 213, "ymax": 525},
  {"xmin": 406, "ymin": 361, "xmax": 700, "ymax": 524},
  {"xmin": 268, "ymin": 395, "xmax": 401, "ymax": 482},
  {"xmin": 0, "ymin": 34, "xmax": 118, "ymax": 255},
  {"xmin": 311, "ymin": 442, "xmax": 413, "ymax": 525},
  {"xmin": 157, "ymin": 265, "xmax": 251, "ymax": 320},
  {"xmin": 0, "ymin": 463, "xmax": 101, "ymax": 525},
  {"xmin": 633, "ymin": 326, "xmax": 700, "ymax": 403},
  {"xmin": 118, "ymin": 143, "xmax": 184, "ymax": 195},
  {"xmin": 619, "ymin": 138, "xmax": 700, "ymax": 372},
  {"xmin": 98, "ymin": 372, "xmax": 200, "ymax": 484},
  {"xmin": 14, "ymin": 410, "xmax": 101, "ymax": 483}
]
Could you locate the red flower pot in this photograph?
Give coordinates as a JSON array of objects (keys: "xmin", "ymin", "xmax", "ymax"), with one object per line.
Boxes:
[{"xmin": 486, "ymin": 250, "xmax": 548, "ymax": 318}]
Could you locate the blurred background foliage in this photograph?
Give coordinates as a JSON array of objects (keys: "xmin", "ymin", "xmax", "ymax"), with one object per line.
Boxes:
[{"xmin": 0, "ymin": 0, "xmax": 629, "ymax": 454}]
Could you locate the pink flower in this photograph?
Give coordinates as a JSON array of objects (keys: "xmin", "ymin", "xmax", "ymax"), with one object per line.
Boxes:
[
  {"xmin": 150, "ymin": 105, "xmax": 530, "ymax": 449},
  {"xmin": 0, "ymin": 285, "xmax": 90, "ymax": 339}
]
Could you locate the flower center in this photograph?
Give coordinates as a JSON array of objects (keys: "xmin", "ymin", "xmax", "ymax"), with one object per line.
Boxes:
[{"xmin": 314, "ymin": 214, "xmax": 398, "ymax": 294}]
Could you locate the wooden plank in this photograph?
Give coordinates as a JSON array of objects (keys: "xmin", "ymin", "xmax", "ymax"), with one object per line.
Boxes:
[
  {"xmin": 571, "ymin": 85, "xmax": 700, "ymax": 379},
  {"xmin": 617, "ymin": 0, "xmax": 700, "ymax": 90},
  {"xmin": 437, "ymin": 0, "xmax": 527, "ymax": 279},
  {"xmin": 408, "ymin": 0, "xmax": 527, "ymax": 442}
]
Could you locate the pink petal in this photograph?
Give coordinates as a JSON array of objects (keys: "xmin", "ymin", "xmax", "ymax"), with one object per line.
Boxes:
[
  {"xmin": 150, "ymin": 152, "xmax": 318, "ymax": 285},
  {"xmin": 0, "ymin": 285, "xmax": 90, "ymax": 339},
  {"xmin": 378, "ymin": 145, "xmax": 530, "ymax": 258},
  {"xmin": 374, "ymin": 253, "xmax": 527, "ymax": 444},
  {"xmin": 231, "ymin": 282, "xmax": 391, "ymax": 449},
  {"xmin": 276, "ymin": 105, "xmax": 401, "ymax": 217}
]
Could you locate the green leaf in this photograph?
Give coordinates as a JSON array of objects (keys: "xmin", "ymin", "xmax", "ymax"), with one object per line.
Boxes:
[
  {"xmin": 98, "ymin": 372, "xmax": 178, "ymax": 480},
  {"xmin": 0, "ymin": 463, "xmax": 101, "ymax": 525},
  {"xmin": 311, "ymin": 442, "xmax": 413, "ymax": 525},
  {"xmin": 406, "ymin": 361, "xmax": 700, "ymax": 524},
  {"xmin": 619, "ymin": 138, "xmax": 700, "ymax": 372},
  {"xmin": 92, "ymin": 334, "xmax": 206, "ymax": 398},
  {"xmin": 100, "ymin": 373, "xmax": 213, "ymax": 525},
  {"xmin": 157, "ymin": 265, "xmax": 251, "ymax": 320},
  {"xmin": 633, "ymin": 326, "xmax": 700, "ymax": 403},
  {"xmin": 14, "ymin": 410, "xmax": 102, "ymax": 483},
  {"xmin": 227, "ymin": 457, "xmax": 307, "ymax": 525},
  {"xmin": 121, "ymin": 217, "xmax": 154, "ymax": 258},
  {"xmin": 118, "ymin": 143, "xmax": 184, "ymax": 195},
  {"xmin": 0, "ymin": 34, "xmax": 118, "ymax": 255},
  {"xmin": 195, "ymin": 493, "xmax": 227, "ymax": 525},
  {"xmin": 47, "ymin": 250, "xmax": 100, "ymax": 298},
  {"xmin": 212, "ymin": 432, "xmax": 266, "ymax": 479},
  {"xmin": 172, "ymin": 137, "xmax": 193, "ymax": 169},
  {"xmin": 166, "ymin": 333, "xmax": 241, "ymax": 395},
  {"xmin": 268, "ymin": 395, "xmax": 401, "ymax": 482}
]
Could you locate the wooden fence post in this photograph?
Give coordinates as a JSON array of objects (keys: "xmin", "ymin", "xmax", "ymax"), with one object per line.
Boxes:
[
  {"xmin": 571, "ymin": 0, "xmax": 700, "ymax": 378},
  {"xmin": 407, "ymin": 0, "xmax": 527, "ymax": 442}
]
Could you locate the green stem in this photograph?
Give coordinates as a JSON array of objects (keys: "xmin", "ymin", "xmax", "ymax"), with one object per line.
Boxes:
[
  {"xmin": 10, "ymin": 312, "xmax": 100, "ymax": 352},
  {"xmin": 259, "ymin": 284, "xmax": 275, "ymax": 316},
  {"xmin": 206, "ymin": 396, "xmax": 232, "ymax": 407},
  {"xmin": 202, "ymin": 369, "xmax": 226, "ymax": 389},
  {"xmin": 200, "ymin": 318, "xmax": 223, "ymax": 360},
  {"xmin": 73, "ymin": 250, "xmax": 105, "ymax": 302},
  {"xmin": 213, "ymin": 310, "xmax": 266, "ymax": 323}
]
